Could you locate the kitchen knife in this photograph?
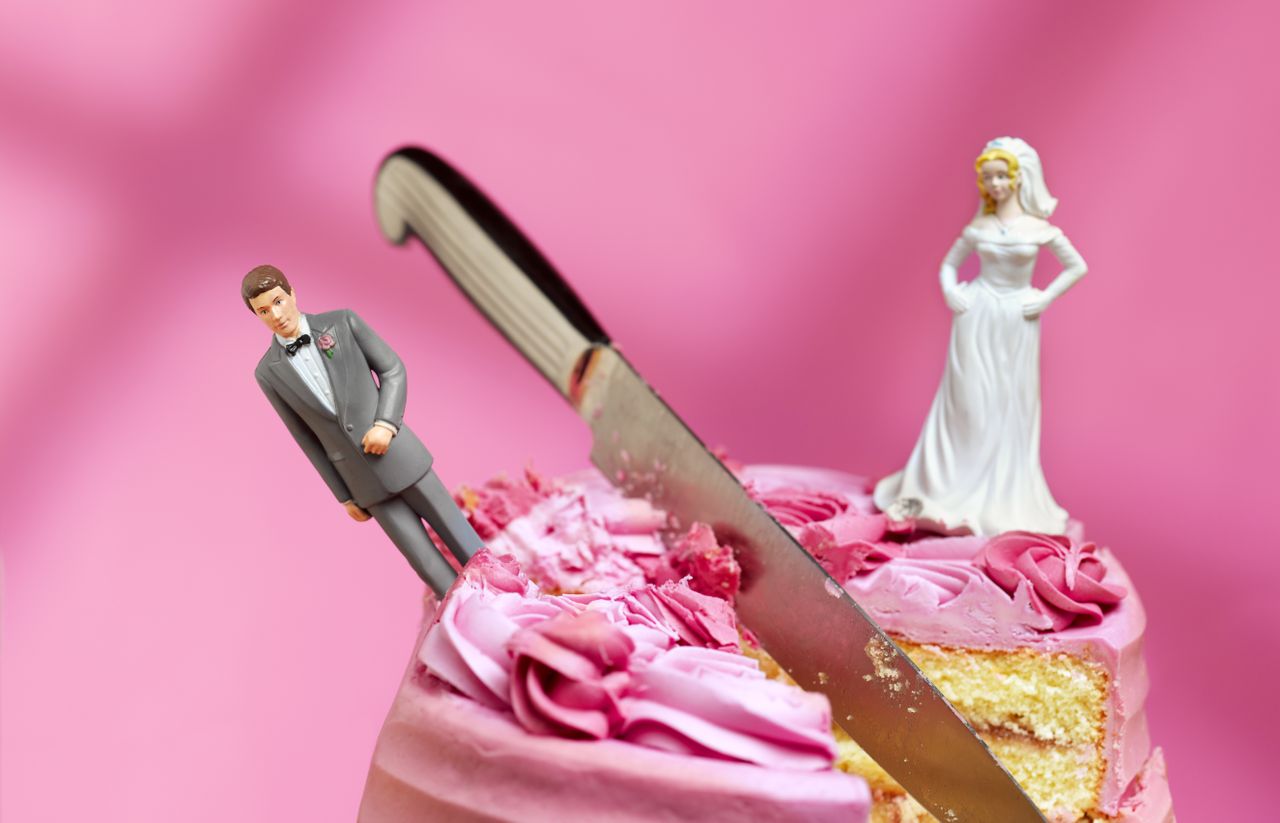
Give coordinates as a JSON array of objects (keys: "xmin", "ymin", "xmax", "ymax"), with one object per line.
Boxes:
[{"xmin": 373, "ymin": 147, "xmax": 1046, "ymax": 823}]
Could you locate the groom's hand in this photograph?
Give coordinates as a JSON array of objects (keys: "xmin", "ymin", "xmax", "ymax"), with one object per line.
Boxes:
[
  {"xmin": 342, "ymin": 500, "xmax": 372, "ymax": 522},
  {"xmin": 362, "ymin": 426, "xmax": 394, "ymax": 455}
]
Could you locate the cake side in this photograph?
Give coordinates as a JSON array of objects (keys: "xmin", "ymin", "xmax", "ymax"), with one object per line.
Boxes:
[{"xmin": 362, "ymin": 673, "xmax": 871, "ymax": 823}]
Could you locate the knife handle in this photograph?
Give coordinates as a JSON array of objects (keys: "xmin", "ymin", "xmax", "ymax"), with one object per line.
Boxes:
[{"xmin": 375, "ymin": 147, "xmax": 609, "ymax": 395}]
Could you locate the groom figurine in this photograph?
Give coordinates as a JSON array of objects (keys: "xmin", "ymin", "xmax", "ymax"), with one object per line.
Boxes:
[{"xmin": 242, "ymin": 264, "xmax": 482, "ymax": 595}]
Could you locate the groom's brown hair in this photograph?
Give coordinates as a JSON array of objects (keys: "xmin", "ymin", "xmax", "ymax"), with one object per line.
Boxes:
[{"xmin": 241, "ymin": 264, "xmax": 293, "ymax": 310}]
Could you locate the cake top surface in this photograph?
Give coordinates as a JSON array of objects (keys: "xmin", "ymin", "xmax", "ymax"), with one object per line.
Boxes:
[
  {"xmin": 462, "ymin": 463, "xmax": 1144, "ymax": 657},
  {"xmin": 737, "ymin": 465, "xmax": 1146, "ymax": 658}
]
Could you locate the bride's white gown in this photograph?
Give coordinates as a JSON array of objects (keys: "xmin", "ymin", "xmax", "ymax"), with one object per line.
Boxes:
[{"xmin": 874, "ymin": 223, "xmax": 1085, "ymax": 536}]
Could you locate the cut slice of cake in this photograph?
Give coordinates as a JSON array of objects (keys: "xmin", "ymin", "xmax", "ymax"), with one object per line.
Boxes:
[{"xmin": 740, "ymin": 465, "xmax": 1174, "ymax": 823}]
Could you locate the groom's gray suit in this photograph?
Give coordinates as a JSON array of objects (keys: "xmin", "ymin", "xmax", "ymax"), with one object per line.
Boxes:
[{"xmin": 254, "ymin": 309, "xmax": 480, "ymax": 593}]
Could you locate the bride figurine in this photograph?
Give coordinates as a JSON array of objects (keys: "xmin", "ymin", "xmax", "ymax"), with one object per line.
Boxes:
[{"xmin": 874, "ymin": 137, "xmax": 1087, "ymax": 536}]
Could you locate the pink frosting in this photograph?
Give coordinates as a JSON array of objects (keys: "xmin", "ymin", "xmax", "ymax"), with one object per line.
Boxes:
[
  {"xmin": 482, "ymin": 471, "xmax": 668, "ymax": 592},
  {"xmin": 458, "ymin": 467, "xmax": 556, "ymax": 540},
  {"xmin": 745, "ymin": 472, "xmax": 894, "ymax": 579},
  {"xmin": 751, "ymin": 484, "xmax": 851, "ymax": 528},
  {"xmin": 361, "ymin": 678, "xmax": 870, "ymax": 823},
  {"xmin": 622, "ymin": 646, "xmax": 839, "ymax": 770},
  {"xmin": 419, "ymin": 549, "xmax": 838, "ymax": 770},
  {"xmin": 670, "ymin": 522, "xmax": 741, "ymax": 599},
  {"xmin": 623, "ymin": 583, "xmax": 740, "ymax": 651},
  {"xmin": 1112, "ymin": 748, "xmax": 1175, "ymax": 823},
  {"xmin": 418, "ymin": 552, "xmax": 569, "ymax": 710},
  {"xmin": 429, "ymin": 465, "xmax": 1168, "ymax": 818},
  {"xmin": 977, "ymin": 531, "xmax": 1128, "ymax": 631},
  {"xmin": 509, "ymin": 610, "xmax": 634, "ymax": 739},
  {"xmin": 737, "ymin": 465, "xmax": 1160, "ymax": 817}
]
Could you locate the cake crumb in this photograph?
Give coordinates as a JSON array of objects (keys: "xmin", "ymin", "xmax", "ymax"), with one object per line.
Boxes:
[{"xmin": 864, "ymin": 635, "xmax": 903, "ymax": 687}]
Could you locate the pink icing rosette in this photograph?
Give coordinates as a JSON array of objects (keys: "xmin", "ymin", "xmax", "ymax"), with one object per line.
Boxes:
[
  {"xmin": 753, "ymin": 486, "xmax": 849, "ymax": 528},
  {"xmin": 977, "ymin": 531, "xmax": 1127, "ymax": 631},
  {"xmin": 745, "ymin": 482, "xmax": 894, "ymax": 582},
  {"xmin": 621, "ymin": 646, "xmax": 838, "ymax": 770},
  {"xmin": 418, "ymin": 552, "xmax": 569, "ymax": 709},
  {"xmin": 508, "ymin": 610, "xmax": 634, "ymax": 739}
]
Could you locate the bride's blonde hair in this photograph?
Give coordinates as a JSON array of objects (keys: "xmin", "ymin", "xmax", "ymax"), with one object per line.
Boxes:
[{"xmin": 974, "ymin": 147, "xmax": 1020, "ymax": 215}]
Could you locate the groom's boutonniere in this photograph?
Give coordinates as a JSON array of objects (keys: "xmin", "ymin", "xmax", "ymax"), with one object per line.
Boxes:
[{"xmin": 317, "ymin": 332, "xmax": 337, "ymax": 359}]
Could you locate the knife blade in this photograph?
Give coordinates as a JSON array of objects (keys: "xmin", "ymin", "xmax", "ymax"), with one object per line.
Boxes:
[{"xmin": 373, "ymin": 146, "xmax": 1046, "ymax": 823}]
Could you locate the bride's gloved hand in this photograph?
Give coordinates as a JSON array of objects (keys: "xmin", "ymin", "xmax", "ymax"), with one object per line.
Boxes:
[
  {"xmin": 1021, "ymin": 288, "xmax": 1053, "ymax": 319},
  {"xmin": 944, "ymin": 283, "xmax": 973, "ymax": 314}
]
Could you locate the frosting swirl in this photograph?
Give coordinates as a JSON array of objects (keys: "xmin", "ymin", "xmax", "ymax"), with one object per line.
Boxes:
[
  {"xmin": 752, "ymin": 486, "xmax": 849, "ymax": 528},
  {"xmin": 745, "ymin": 481, "xmax": 891, "ymax": 580},
  {"xmin": 508, "ymin": 610, "xmax": 634, "ymax": 739},
  {"xmin": 418, "ymin": 552, "xmax": 569, "ymax": 709},
  {"xmin": 621, "ymin": 646, "xmax": 838, "ymax": 770},
  {"xmin": 977, "ymin": 531, "xmax": 1127, "ymax": 631}
]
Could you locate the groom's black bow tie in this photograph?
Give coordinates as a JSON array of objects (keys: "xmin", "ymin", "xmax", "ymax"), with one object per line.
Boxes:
[{"xmin": 285, "ymin": 334, "xmax": 312, "ymax": 356}]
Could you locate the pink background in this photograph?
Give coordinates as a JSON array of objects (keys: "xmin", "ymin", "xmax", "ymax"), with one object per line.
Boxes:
[{"xmin": 2, "ymin": 2, "xmax": 1275, "ymax": 820}]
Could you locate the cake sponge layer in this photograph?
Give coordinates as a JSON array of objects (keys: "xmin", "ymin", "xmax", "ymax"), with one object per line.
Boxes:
[
  {"xmin": 895, "ymin": 641, "xmax": 1109, "ymax": 746},
  {"xmin": 833, "ymin": 640, "xmax": 1109, "ymax": 818}
]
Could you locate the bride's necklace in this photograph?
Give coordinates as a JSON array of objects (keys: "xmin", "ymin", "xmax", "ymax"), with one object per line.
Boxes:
[{"xmin": 994, "ymin": 213, "xmax": 1020, "ymax": 235}]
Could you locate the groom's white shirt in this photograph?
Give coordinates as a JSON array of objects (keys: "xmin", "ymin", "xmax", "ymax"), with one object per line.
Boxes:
[{"xmin": 276, "ymin": 314, "xmax": 336, "ymax": 414}]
